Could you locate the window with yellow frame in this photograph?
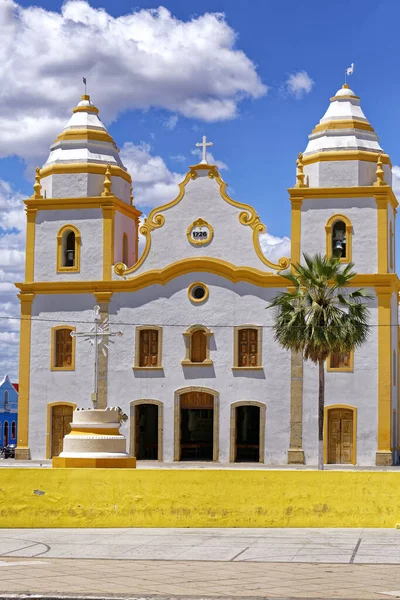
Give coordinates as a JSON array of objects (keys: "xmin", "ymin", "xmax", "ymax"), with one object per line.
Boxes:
[
  {"xmin": 325, "ymin": 214, "xmax": 352, "ymax": 263},
  {"xmin": 56, "ymin": 225, "xmax": 81, "ymax": 272},
  {"xmin": 327, "ymin": 350, "xmax": 354, "ymax": 372}
]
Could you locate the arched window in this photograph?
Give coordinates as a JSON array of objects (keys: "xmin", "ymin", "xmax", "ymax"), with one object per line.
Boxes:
[
  {"xmin": 11, "ymin": 421, "xmax": 16, "ymax": 440},
  {"xmin": 57, "ymin": 225, "xmax": 81, "ymax": 272},
  {"xmin": 234, "ymin": 326, "xmax": 262, "ymax": 368},
  {"xmin": 326, "ymin": 215, "xmax": 352, "ymax": 263},
  {"xmin": 122, "ymin": 233, "xmax": 129, "ymax": 265},
  {"xmin": 135, "ymin": 326, "xmax": 162, "ymax": 368},
  {"xmin": 4, "ymin": 391, "xmax": 9, "ymax": 411},
  {"xmin": 51, "ymin": 326, "xmax": 76, "ymax": 371},
  {"xmin": 3, "ymin": 422, "xmax": 8, "ymax": 446},
  {"xmin": 182, "ymin": 326, "xmax": 213, "ymax": 365},
  {"xmin": 327, "ymin": 351, "xmax": 354, "ymax": 372}
]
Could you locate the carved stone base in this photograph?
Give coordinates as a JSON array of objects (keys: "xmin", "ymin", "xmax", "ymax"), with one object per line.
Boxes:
[
  {"xmin": 376, "ymin": 451, "xmax": 393, "ymax": 466},
  {"xmin": 15, "ymin": 447, "xmax": 31, "ymax": 460},
  {"xmin": 287, "ymin": 448, "xmax": 305, "ymax": 464}
]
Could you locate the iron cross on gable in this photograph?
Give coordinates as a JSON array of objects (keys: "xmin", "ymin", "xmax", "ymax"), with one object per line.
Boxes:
[{"xmin": 196, "ymin": 135, "xmax": 213, "ymax": 164}]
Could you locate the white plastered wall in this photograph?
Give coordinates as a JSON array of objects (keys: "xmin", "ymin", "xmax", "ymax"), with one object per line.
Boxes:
[
  {"xmin": 133, "ymin": 170, "xmax": 281, "ymax": 275},
  {"xmin": 302, "ymin": 292, "xmax": 378, "ymax": 465},
  {"xmin": 301, "ymin": 197, "xmax": 377, "ymax": 273},
  {"xmin": 41, "ymin": 173, "xmax": 130, "ymax": 201},
  {"xmin": 114, "ymin": 211, "xmax": 137, "ymax": 267},
  {"xmin": 304, "ymin": 161, "xmax": 391, "ymax": 188},
  {"xmin": 34, "ymin": 209, "xmax": 103, "ymax": 281},
  {"xmin": 388, "ymin": 204, "xmax": 395, "ymax": 273},
  {"xmin": 28, "ymin": 294, "xmax": 99, "ymax": 458}
]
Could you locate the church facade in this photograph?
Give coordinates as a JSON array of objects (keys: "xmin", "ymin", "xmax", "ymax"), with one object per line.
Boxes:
[{"xmin": 15, "ymin": 84, "xmax": 399, "ymax": 466}]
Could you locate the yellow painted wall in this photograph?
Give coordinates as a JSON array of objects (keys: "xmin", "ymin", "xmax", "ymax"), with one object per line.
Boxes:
[{"xmin": 1, "ymin": 469, "xmax": 400, "ymax": 528}]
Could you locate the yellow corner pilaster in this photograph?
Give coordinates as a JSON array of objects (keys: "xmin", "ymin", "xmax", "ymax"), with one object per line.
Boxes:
[
  {"xmin": 376, "ymin": 194, "xmax": 389, "ymax": 274},
  {"xmin": 15, "ymin": 293, "xmax": 34, "ymax": 460},
  {"xmin": 102, "ymin": 205, "xmax": 115, "ymax": 280},
  {"xmin": 376, "ymin": 289, "xmax": 393, "ymax": 465},
  {"xmin": 290, "ymin": 198, "xmax": 302, "ymax": 267},
  {"xmin": 25, "ymin": 208, "xmax": 37, "ymax": 282}
]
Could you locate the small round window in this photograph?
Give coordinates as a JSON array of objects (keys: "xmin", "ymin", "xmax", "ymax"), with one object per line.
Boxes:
[{"xmin": 188, "ymin": 282, "xmax": 209, "ymax": 304}]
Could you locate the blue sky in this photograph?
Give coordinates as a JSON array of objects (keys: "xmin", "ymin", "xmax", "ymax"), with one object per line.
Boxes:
[{"xmin": 0, "ymin": 0, "xmax": 399, "ymax": 378}]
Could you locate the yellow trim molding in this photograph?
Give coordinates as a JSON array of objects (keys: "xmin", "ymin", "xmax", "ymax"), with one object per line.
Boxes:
[
  {"xmin": 15, "ymin": 293, "xmax": 34, "ymax": 460},
  {"xmin": 40, "ymin": 163, "xmax": 131, "ymax": 184},
  {"xmin": 102, "ymin": 205, "xmax": 115, "ymax": 280},
  {"xmin": 182, "ymin": 324, "xmax": 213, "ymax": 366},
  {"xmin": 312, "ymin": 120, "xmax": 374, "ymax": 133},
  {"xmin": 289, "ymin": 185, "xmax": 398, "ymax": 214},
  {"xmin": 46, "ymin": 401, "xmax": 77, "ymax": 459},
  {"xmin": 377, "ymin": 291, "xmax": 393, "ymax": 465},
  {"xmin": 327, "ymin": 350, "xmax": 354, "ymax": 372},
  {"xmin": 323, "ymin": 404, "xmax": 357, "ymax": 465},
  {"xmin": 25, "ymin": 196, "xmax": 141, "ymax": 219},
  {"xmin": 115, "ymin": 168, "xmax": 290, "ymax": 277},
  {"xmin": 134, "ymin": 326, "xmax": 163, "ymax": 369},
  {"xmin": 15, "ymin": 262, "xmax": 400, "ymax": 297},
  {"xmin": 188, "ymin": 282, "xmax": 209, "ymax": 304},
  {"xmin": 55, "ymin": 129, "xmax": 115, "ymax": 144},
  {"xmin": 50, "ymin": 326, "xmax": 76, "ymax": 371},
  {"xmin": 25, "ymin": 208, "xmax": 37, "ymax": 282},
  {"xmin": 325, "ymin": 214, "xmax": 353, "ymax": 264},
  {"xmin": 186, "ymin": 218, "xmax": 214, "ymax": 247},
  {"xmin": 302, "ymin": 151, "xmax": 391, "ymax": 168},
  {"xmin": 56, "ymin": 225, "xmax": 81, "ymax": 273}
]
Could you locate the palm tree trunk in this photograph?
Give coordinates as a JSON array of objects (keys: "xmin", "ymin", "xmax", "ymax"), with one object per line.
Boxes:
[{"xmin": 318, "ymin": 359, "xmax": 325, "ymax": 470}]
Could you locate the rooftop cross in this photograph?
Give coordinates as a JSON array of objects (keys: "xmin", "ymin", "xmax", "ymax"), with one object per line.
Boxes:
[
  {"xmin": 196, "ymin": 135, "xmax": 213, "ymax": 164},
  {"xmin": 71, "ymin": 305, "xmax": 123, "ymax": 408}
]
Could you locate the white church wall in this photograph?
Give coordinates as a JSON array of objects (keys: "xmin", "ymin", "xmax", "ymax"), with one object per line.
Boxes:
[
  {"xmin": 303, "ymin": 161, "xmax": 391, "ymax": 188},
  {"xmin": 114, "ymin": 211, "xmax": 136, "ymax": 267},
  {"xmin": 110, "ymin": 177, "xmax": 130, "ymax": 203},
  {"xmin": 29, "ymin": 294, "xmax": 98, "ymax": 459},
  {"xmin": 302, "ymin": 293, "xmax": 379, "ymax": 465},
  {"xmin": 301, "ymin": 197, "xmax": 377, "ymax": 273},
  {"xmin": 108, "ymin": 273, "xmax": 291, "ymax": 464},
  {"xmin": 133, "ymin": 170, "xmax": 280, "ymax": 275},
  {"xmin": 34, "ymin": 208, "xmax": 103, "ymax": 281},
  {"xmin": 388, "ymin": 203, "xmax": 395, "ymax": 273}
]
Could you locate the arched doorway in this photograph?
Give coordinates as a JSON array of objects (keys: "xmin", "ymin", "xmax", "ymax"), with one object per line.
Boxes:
[
  {"xmin": 230, "ymin": 401, "xmax": 266, "ymax": 463},
  {"xmin": 175, "ymin": 388, "xmax": 219, "ymax": 461},
  {"xmin": 130, "ymin": 400, "xmax": 163, "ymax": 461},
  {"xmin": 325, "ymin": 405, "xmax": 357, "ymax": 465},
  {"xmin": 47, "ymin": 402, "xmax": 76, "ymax": 458},
  {"xmin": 3, "ymin": 422, "xmax": 9, "ymax": 447}
]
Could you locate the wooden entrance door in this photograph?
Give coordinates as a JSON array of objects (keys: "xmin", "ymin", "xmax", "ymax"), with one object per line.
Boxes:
[
  {"xmin": 328, "ymin": 409, "xmax": 354, "ymax": 464},
  {"xmin": 180, "ymin": 392, "xmax": 214, "ymax": 461},
  {"xmin": 51, "ymin": 405, "xmax": 73, "ymax": 457}
]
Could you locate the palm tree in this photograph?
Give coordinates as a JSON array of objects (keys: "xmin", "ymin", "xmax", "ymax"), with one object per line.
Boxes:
[{"xmin": 269, "ymin": 254, "xmax": 371, "ymax": 469}]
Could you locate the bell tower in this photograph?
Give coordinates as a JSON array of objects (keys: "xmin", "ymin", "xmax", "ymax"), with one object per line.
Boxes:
[{"xmin": 288, "ymin": 83, "xmax": 398, "ymax": 467}]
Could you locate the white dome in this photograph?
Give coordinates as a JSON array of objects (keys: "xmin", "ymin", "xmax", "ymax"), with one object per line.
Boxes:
[{"xmin": 333, "ymin": 86, "xmax": 357, "ymax": 97}]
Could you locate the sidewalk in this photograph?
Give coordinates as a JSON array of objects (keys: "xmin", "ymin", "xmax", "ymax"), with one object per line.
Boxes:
[{"xmin": 0, "ymin": 529, "xmax": 400, "ymax": 599}]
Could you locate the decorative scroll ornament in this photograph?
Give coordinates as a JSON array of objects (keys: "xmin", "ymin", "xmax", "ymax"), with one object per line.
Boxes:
[{"xmin": 187, "ymin": 218, "xmax": 214, "ymax": 246}]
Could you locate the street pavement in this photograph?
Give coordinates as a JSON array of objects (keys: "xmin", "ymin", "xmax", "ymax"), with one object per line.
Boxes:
[{"xmin": 0, "ymin": 529, "xmax": 400, "ymax": 598}]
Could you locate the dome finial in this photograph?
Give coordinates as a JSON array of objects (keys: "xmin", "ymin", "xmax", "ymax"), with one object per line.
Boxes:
[
  {"xmin": 31, "ymin": 167, "xmax": 43, "ymax": 199},
  {"xmin": 373, "ymin": 153, "xmax": 387, "ymax": 187},
  {"xmin": 101, "ymin": 164, "xmax": 113, "ymax": 196}
]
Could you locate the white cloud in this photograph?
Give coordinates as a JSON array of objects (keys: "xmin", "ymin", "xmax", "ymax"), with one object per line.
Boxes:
[
  {"xmin": 163, "ymin": 115, "xmax": 178, "ymax": 130},
  {"xmin": 0, "ymin": 179, "xmax": 26, "ymax": 380},
  {"xmin": 392, "ymin": 166, "xmax": 400, "ymax": 199},
  {"xmin": 121, "ymin": 142, "xmax": 184, "ymax": 209},
  {"xmin": 285, "ymin": 71, "xmax": 314, "ymax": 99},
  {"xmin": 170, "ymin": 154, "xmax": 186, "ymax": 163},
  {"xmin": 0, "ymin": 1, "xmax": 267, "ymax": 164},
  {"xmin": 259, "ymin": 232, "xmax": 291, "ymax": 265}
]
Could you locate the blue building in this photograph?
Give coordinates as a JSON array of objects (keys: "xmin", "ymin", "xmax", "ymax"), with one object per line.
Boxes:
[{"xmin": 0, "ymin": 376, "xmax": 18, "ymax": 447}]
